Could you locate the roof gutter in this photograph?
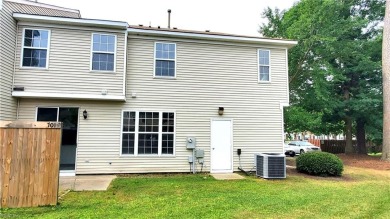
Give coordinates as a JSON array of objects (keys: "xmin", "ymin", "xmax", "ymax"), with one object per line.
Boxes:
[
  {"xmin": 13, "ymin": 13, "xmax": 128, "ymax": 30},
  {"xmin": 127, "ymin": 27, "xmax": 298, "ymax": 48}
]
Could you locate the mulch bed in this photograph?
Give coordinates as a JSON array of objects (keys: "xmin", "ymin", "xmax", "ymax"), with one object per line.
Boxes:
[
  {"xmin": 285, "ymin": 154, "xmax": 390, "ymax": 181},
  {"xmin": 337, "ymin": 154, "xmax": 390, "ymax": 171},
  {"xmin": 287, "ymin": 154, "xmax": 390, "ymax": 171}
]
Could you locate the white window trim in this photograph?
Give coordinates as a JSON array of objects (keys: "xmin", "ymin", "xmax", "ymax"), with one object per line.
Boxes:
[
  {"xmin": 90, "ymin": 33, "xmax": 117, "ymax": 73},
  {"xmin": 153, "ymin": 42, "xmax": 177, "ymax": 78},
  {"xmin": 20, "ymin": 28, "xmax": 51, "ymax": 69},
  {"xmin": 258, "ymin": 49, "xmax": 271, "ymax": 83},
  {"xmin": 120, "ymin": 110, "xmax": 176, "ymax": 157}
]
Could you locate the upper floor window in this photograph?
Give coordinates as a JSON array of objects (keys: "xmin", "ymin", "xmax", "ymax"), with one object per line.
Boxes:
[
  {"xmin": 22, "ymin": 29, "xmax": 50, "ymax": 68},
  {"xmin": 155, "ymin": 42, "xmax": 176, "ymax": 77},
  {"xmin": 258, "ymin": 49, "xmax": 270, "ymax": 82},
  {"xmin": 91, "ymin": 33, "xmax": 116, "ymax": 72}
]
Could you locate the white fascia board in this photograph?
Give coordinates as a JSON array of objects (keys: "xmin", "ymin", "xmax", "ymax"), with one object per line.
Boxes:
[
  {"xmin": 127, "ymin": 28, "xmax": 298, "ymax": 48},
  {"xmin": 13, "ymin": 13, "xmax": 128, "ymax": 30},
  {"xmin": 12, "ymin": 91, "xmax": 126, "ymax": 101}
]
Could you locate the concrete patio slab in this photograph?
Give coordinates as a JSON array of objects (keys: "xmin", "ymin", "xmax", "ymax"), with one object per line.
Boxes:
[
  {"xmin": 59, "ymin": 175, "xmax": 116, "ymax": 191},
  {"xmin": 211, "ymin": 173, "xmax": 245, "ymax": 180}
]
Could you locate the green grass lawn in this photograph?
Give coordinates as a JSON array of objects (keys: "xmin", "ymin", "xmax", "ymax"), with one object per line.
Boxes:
[{"xmin": 2, "ymin": 167, "xmax": 390, "ymax": 219}]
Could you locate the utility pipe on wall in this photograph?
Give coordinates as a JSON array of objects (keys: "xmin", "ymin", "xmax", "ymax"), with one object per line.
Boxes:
[{"xmin": 167, "ymin": 9, "xmax": 171, "ymax": 29}]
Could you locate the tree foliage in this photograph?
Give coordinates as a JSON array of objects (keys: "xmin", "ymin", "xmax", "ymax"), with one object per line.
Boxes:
[{"xmin": 260, "ymin": 0, "xmax": 385, "ymax": 153}]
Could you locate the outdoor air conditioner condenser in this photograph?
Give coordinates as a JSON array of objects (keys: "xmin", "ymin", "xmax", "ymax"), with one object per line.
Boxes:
[{"xmin": 255, "ymin": 153, "xmax": 286, "ymax": 179}]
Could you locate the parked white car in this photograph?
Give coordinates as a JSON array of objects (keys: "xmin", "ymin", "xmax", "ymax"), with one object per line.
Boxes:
[{"xmin": 284, "ymin": 141, "xmax": 321, "ymax": 157}]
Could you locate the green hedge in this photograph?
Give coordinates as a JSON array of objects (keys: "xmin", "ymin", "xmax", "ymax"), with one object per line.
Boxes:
[{"xmin": 296, "ymin": 152, "xmax": 343, "ymax": 176}]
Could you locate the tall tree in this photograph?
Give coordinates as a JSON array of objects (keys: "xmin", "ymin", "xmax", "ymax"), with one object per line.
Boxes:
[
  {"xmin": 382, "ymin": 0, "xmax": 390, "ymax": 161},
  {"xmin": 260, "ymin": 0, "xmax": 385, "ymax": 154}
]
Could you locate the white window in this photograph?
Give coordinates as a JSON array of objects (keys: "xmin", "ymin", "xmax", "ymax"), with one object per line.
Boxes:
[
  {"xmin": 122, "ymin": 112, "xmax": 136, "ymax": 154},
  {"xmin": 22, "ymin": 29, "xmax": 50, "ymax": 68},
  {"xmin": 258, "ymin": 49, "xmax": 271, "ymax": 82},
  {"xmin": 154, "ymin": 42, "xmax": 176, "ymax": 77},
  {"xmin": 122, "ymin": 111, "xmax": 175, "ymax": 155},
  {"xmin": 91, "ymin": 33, "xmax": 116, "ymax": 71}
]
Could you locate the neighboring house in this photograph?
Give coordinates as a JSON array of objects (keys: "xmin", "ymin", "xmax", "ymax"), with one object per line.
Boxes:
[{"xmin": 1, "ymin": 0, "xmax": 297, "ymax": 175}]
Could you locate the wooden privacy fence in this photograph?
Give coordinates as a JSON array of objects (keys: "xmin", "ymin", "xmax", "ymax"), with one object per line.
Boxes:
[
  {"xmin": 0, "ymin": 121, "xmax": 62, "ymax": 208},
  {"xmin": 308, "ymin": 139, "xmax": 378, "ymax": 154},
  {"xmin": 319, "ymin": 140, "xmax": 356, "ymax": 154},
  {"xmin": 308, "ymin": 139, "xmax": 321, "ymax": 147}
]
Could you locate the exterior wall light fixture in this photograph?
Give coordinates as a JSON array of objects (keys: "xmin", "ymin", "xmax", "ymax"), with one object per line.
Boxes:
[
  {"xmin": 83, "ymin": 110, "xmax": 88, "ymax": 119},
  {"xmin": 218, "ymin": 107, "xmax": 224, "ymax": 115}
]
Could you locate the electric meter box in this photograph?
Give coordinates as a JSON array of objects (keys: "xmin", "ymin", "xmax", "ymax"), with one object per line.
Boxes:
[{"xmin": 186, "ymin": 137, "xmax": 196, "ymax": 149}]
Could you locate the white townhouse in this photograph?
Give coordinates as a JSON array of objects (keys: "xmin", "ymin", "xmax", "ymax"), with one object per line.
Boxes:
[{"xmin": 0, "ymin": 0, "xmax": 297, "ymax": 175}]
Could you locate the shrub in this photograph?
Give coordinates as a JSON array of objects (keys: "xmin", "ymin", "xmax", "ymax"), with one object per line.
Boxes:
[{"xmin": 296, "ymin": 152, "xmax": 343, "ymax": 176}]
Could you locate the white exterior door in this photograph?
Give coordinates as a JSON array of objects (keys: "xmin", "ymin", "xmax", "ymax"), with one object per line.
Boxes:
[{"xmin": 210, "ymin": 119, "xmax": 233, "ymax": 173}]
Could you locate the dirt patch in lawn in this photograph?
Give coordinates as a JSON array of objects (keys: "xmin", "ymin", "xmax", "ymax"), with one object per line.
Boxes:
[
  {"xmin": 337, "ymin": 154, "xmax": 390, "ymax": 171},
  {"xmin": 286, "ymin": 157, "xmax": 296, "ymax": 166}
]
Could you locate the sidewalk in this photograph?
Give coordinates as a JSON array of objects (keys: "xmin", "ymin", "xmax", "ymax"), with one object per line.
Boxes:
[{"xmin": 59, "ymin": 175, "xmax": 116, "ymax": 191}]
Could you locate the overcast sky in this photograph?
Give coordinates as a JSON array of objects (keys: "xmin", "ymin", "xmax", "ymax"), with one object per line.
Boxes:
[{"xmin": 39, "ymin": 0, "xmax": 297, "ymax": 36}]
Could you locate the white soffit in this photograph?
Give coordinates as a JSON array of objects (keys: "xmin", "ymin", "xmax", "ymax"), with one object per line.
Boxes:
[{"xmin": 12, "ymin": 91, "xmax": 126, "ymax": 101}]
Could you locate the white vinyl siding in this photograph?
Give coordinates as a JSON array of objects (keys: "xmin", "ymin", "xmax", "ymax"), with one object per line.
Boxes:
[
  {"xmin": 16, "ymin": 35, "xmax": 288, "ymax": 174},
  {"xmin": 13, "ymin": 25, "xmax": 125, "ymax": 97},
  {"xmin": 126, "ymin": 36, "xmax": 288, "ymax": 173},
  {"xmin": 91, "ymin": 33, "xmax": 116, "ymax": 72},
  {"xmin": 21, "ymin": 28, "xmax": 50, "ymax": 68},
  {"xmin": 258, "ymin": 49, "xmax": 271, "ymax": 82},
  {"xmin": 154, "ymin": 42, "xmax": 176, "ymax": 77},
  {"xmin": 0, "ymin": 0, "xmax": 79, "ymax": 120},
  {"xmin": 121, "ymin": 111, "xmax": 175, "ymax": 156}
]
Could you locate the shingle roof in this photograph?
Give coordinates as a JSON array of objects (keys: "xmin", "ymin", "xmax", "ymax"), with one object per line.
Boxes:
[{"xmin": 128, "ymin": 25, "xmax": 295, "ymax": 42}]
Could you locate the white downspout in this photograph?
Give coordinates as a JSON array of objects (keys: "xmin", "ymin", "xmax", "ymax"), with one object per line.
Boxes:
[
  {"xmin": 16, "ymin": 98, "xmax": 20, "ymax": 119},
  {"xmin": 13, "ymin": 22, "xmax": 20, "ymax": 120},
  {"xmin": 123, "ymin": 30, "xmax": 128, "ymax": 99}
]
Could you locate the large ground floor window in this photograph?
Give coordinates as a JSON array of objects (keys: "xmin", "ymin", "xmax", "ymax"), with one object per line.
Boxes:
[{"xmin": 122, "ymin": 111, "xmax": 175, "ymax": 155}]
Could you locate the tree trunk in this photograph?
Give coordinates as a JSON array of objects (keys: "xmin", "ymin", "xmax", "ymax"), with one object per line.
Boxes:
[
  {"xmin": 345, "ymin": 116, "xmax": 354, "ymax": 154},
  {"xmin": 356, "ymin": 118, "xmax": 367, "ymax": 154},
  {"xmin": 344, "ymin": 86, "xmax": 354, "ymax": 154},
  {"xmin": 383, "ymin": 0, "xmax": 390, "ymax": 161}
]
